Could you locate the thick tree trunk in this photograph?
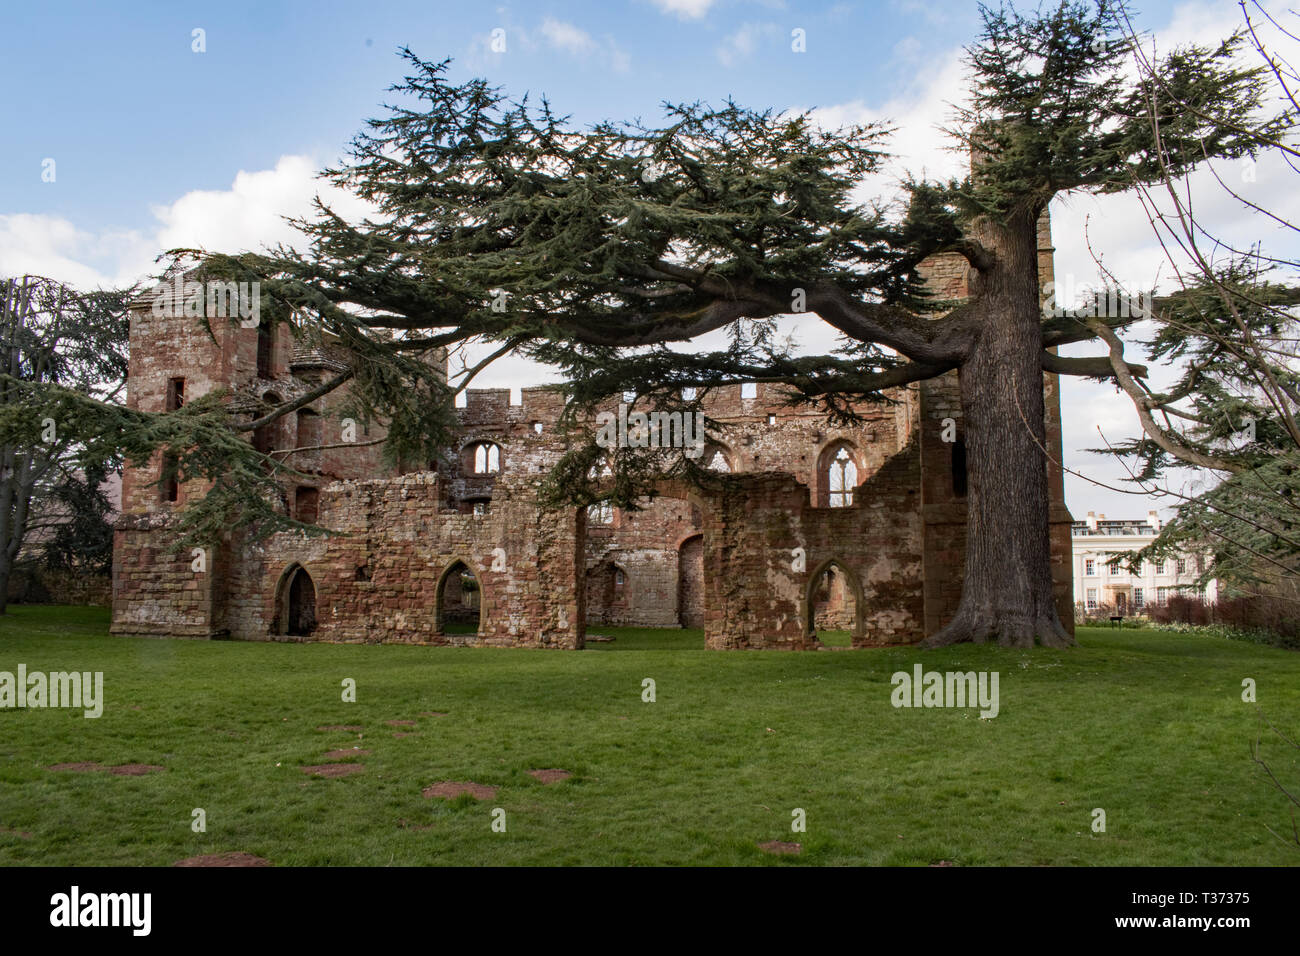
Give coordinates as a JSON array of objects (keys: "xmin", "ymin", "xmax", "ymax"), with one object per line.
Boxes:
[{"xmin": 921, "ymin": 212, "xmax": 1073, "ymax": 648}]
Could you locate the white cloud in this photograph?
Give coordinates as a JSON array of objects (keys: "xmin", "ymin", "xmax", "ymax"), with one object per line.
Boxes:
[
  {"xmin": 0, "ymin": 214, "xmax": 151, "ymax": 290},
  {"xmin": 0, "ymin": 155, "xmax": 369, "ymax": 292},
  {"xmin": 717, "ymin": 22, "xmax": 779, "ymax": 68},
  {"xmin": 540, "ymin": 18, "xmax": 596, "ymax": 56},
  {"xmin": 650, "ymin": 0, "xmax": 716, "ymax": 20},
  {"xmin": 539, "ymin": 18, "xmax": 631, "ymax": 73}
]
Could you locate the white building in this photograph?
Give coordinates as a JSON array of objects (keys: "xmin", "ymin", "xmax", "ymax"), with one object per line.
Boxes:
[{"xmin": 1072, "ymin": 510, "xmax": 1217, "ymax": 615}]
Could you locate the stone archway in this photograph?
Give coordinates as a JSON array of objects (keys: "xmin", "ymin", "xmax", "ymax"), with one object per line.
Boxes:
[
  {"xmin": 435, "ymin": 558, "xmax": 483, "ymax": 636},
  {"xmin": 805, "ymin": 558, "xmax": 865, "ymax": 647},
  {"xmin": 274, "ymin": 563, "xmax": 317, "ymax": 637}
]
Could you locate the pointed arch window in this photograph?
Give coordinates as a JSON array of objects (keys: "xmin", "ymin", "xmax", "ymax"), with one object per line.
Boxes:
[
  {"xmin": 828, "ymin": 446, "xmax": 858, "ymax": 508},
  {"xmin": 471, "ymin": 442, "xmax": 501, "ymax": 475}
]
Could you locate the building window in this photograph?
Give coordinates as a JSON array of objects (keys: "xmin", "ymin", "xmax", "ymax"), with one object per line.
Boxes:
[
  {"xmin": 1107, "ymin": 560, "xmax": 1120, "ymax": 575},
  {"xmin": 294, "ymin": 486, "xmax": 319, "ymax": 524},
  {"xmin": 160, "ymin": 452, "xmax": 180, "ymax": 503},
  {"xmin": 587, "ymin": 502, "xmax": 613, "ymax": 525},
  {"xmin": 165, "ymin": 377, "xmax": 185, "ymax": 412},
  {"xmin": 951, "ymin": 438, "xmax": 968, "ymax": 498},
  {"xmin": 533, "ymin": 421, "xmax": 543, "ymax": 434},
  {"xmin": 767, "ymin": 414, "xmax": 776, "ymax": 425},
  {"xmin": 1084, "ymin": 558, "xmax": 1095, "ymax": 576},
  {"xmin": 1155, "ymin": 560, "xmax": 1165, "ymax": 574},
  {"xmin": 1157, "ymin": 586, "xmax": 1168, "ymax": 605},
  {"xmin": 471, "ymin": 442, "xmax": 501, "ymax": 475},
  {"xmin": 1086, "ymin": 588, "xmax": 1097, "ymax": 610},
  {"xmin": 1134, "ymin": 588, "xmax": 1145, "ymax": 609},
  {"xmin": 472, "ymin": 500, "xmax": 489, "ymax": 516},
  {"xmin": 1176, "ymin": 559, "xmax": 1186, "ymax": 575},
  {"xmin": 828, "ymin": 446, "xmax": 858, "ymax": 508},
  {"xmin": 1195, "ymin": 555, "xmax": 1205, "ymax": 574},
  {"xmin": 741, "ymin": 383, "xmax": 757, "ymax": 399},
  {"xmin": 614, "ymin": 568, "xmax": 625, "ymax": 594}
]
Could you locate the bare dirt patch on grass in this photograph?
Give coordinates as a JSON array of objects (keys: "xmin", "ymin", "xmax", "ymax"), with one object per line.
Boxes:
[
  {"xmin": 422, "ymin": 781, "xmax": 498, "ymax": 800},
  {"xmin": 174, "ymin": 852, "xmax": 271, "ymax": 867},
  {"xmin": 757, "ymin": 840, "xmax": 801, "ymax": 855},
  {"xmin": 385, "ymin": 719, "xmax": 416, "ymax": 727},
  {"xmin": 527, "ymin": 769, "xmax": 572, "ymax": 784},
  {"xmin": 301, "ymin": 763, "xmax": 365, "ymax": 778}
]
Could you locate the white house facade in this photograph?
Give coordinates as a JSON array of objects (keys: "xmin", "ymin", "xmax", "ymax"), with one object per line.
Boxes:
[{"xmin": 1072, "ymin": 511, "xmax": 1217, "ymax": 614}]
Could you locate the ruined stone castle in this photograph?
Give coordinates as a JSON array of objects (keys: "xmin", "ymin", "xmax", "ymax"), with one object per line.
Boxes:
[{"xmin": 110, "ymin": 220, "xmax": 1075, "ymax": 649}]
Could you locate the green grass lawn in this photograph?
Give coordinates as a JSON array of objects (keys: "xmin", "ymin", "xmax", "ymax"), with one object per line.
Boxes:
[{"xmin": 1, "ymin": 605, "xmax": 1297, "ymax": 866}]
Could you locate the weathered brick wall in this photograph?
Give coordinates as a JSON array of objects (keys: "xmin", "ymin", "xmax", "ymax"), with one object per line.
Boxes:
[
  {"xmin": 7, "ymin": 566, "xmax": 112, "ymax": 607},
  {"xmin": 213, "ymin": 472, "xmax": 582, "ymax": 647},
  {"xmin": 695, "ymin": 432, "xmax": 926, "ymax": 650},
  {"xmin": 111, "ymin": 519, "xmax": 220, "ymax": 637}
]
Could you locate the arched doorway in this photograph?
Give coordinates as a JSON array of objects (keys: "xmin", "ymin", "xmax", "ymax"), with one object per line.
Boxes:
[
  {"xmin": 436, "ymin": 560, "xmax": 482, "ymax": 635},
  {"xmin": 276, "ymin": 564, "xmax": 317, "ymax": 637},
  {"xmin": 805, "ymin": 559, "xmax": 863, "ymax": 648}
]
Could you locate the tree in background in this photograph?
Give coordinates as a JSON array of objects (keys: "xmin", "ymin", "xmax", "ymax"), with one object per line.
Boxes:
[
  {"xmin": 1083, "ymin": 2, "xmax": 1299, "ymax": 618},
  {"xmin": 0, "ymin": 276, "xmax": 130, "ymax": 612}
]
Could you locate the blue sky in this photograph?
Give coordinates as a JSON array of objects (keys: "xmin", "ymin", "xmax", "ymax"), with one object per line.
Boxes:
[{"xmin": 1, "ymin": 0, "xmax": 1286, "ymax": 520}]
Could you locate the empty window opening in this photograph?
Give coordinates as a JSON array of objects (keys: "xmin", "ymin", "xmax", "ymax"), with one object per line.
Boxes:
[
  {"xmin": 160, "ymin": 451, "xmax": 180, "ymax": 503},
  {"xmin": 165, "ymin": 377, "xmax": 185, "ymax": 411},
  {"xmin": 951, "ymin": 438, "xmax": 968, "ymax": 498}
]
